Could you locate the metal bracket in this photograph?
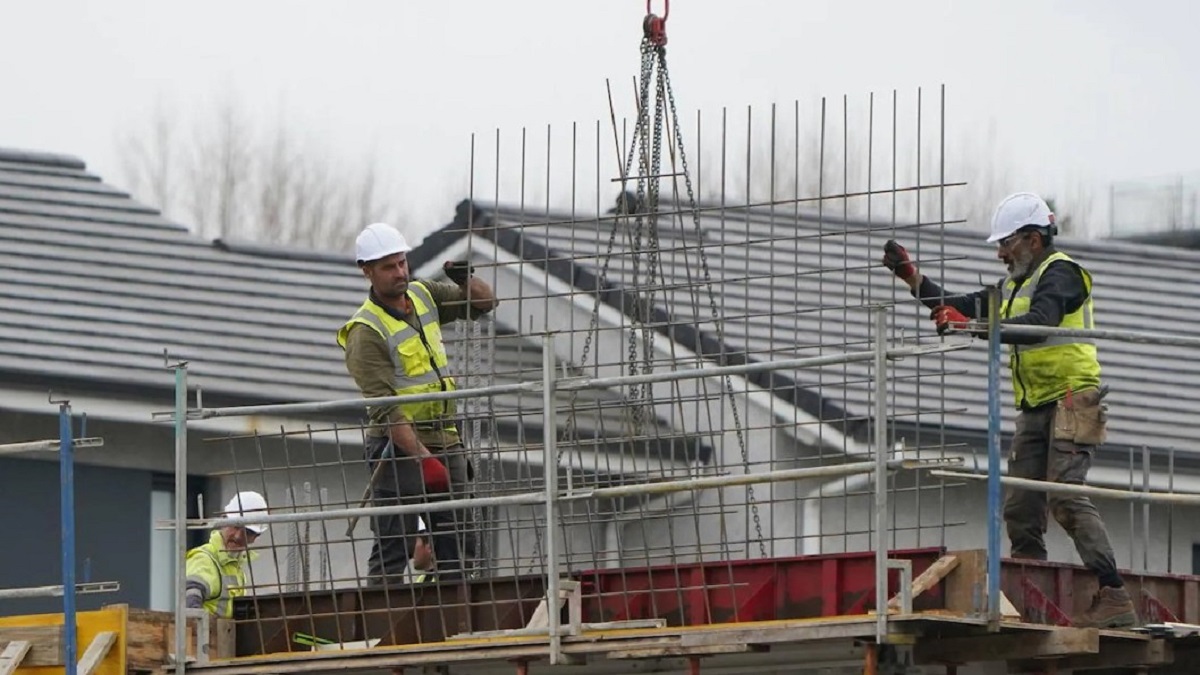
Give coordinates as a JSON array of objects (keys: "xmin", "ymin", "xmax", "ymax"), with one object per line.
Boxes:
[
  {"xmin": 1141, "ymin": 589, "xmax": 1180, "ymax": 624},
  {"xmin": 1021, "ymin": 576, "xmax": 1072, "ymax": 627},
  {"xmin": 886, "ymin": 560, "xmax": 914, "ymax": 614},
  {"xmin": 167, "ymin": 610, "xmax": 210, "ymax": 665},
  {"xmin": 163, "ymin": 348, "xmax": 189, "ymax": 370}
]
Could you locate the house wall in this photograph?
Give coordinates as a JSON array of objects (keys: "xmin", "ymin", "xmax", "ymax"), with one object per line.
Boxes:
[
  {"xmin": 0, "ymin": 457, "xmax": 154, "ymax": 616},
  {"xmin": 802, "ymin": 467, "xmax": 1200, "ymax": 575}
]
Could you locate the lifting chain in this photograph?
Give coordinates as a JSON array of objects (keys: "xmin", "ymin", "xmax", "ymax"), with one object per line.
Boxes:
[
  {"xmin": 556, "ymin": 1, "xmax": 766, "ymax": 559},
  {"xmin": 650, "ymin": 30, "xmax": 766, "ymax": 557}
]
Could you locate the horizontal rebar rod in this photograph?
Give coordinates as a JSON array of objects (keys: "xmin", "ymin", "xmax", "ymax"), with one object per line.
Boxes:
[
  {"xmin": 931, "ymin": 470, "xmax": 1200, "ymax": 505},
  {"xmin": 160, "ymin": 340, "xmax": 970, "ymax": 421},
  {"xmin": 0, "ymin": 581, "xmax": 121, "ymax": 599},
  {"xmin": 161, "ymin": 459, "xmax": 960, "ymax": 531},
  {"xmin": 0, "ymin": 437, "xmax": 104, "ymax": 457}
]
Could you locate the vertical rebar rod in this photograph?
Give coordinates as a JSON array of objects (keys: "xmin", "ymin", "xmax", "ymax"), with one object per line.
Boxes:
[
  {"xmin": 1142, "ymin": 445, "xmax": 1150, "ymax": 572},
  {"xmin": 986, "ymin": 285, "xmax": 1002, "ymax": 629},
  {"xmin": 173, "ymin": 363, "xmax": 189, "ymax": 675},
  {"xmin": 1128, "ymin": 446, "xmax": 1135, "ymax": 568},
  {"xmin": 873, "ymin": 306, "xmax": 888, "ymax": 643},
  {"xmin": 1168, "ymin": 447, "xmax": 1176, "ymax": 572},
  {"xmin": 59, "ymin": 401, "xmax": 77, "ymax": 675},
  {"xmin": 542, "ymin": 333, "xmax": 562, "ymax": 665}
]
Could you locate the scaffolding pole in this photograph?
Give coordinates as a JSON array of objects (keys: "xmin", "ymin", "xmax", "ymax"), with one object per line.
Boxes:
[
  {"xmin": 542, "ymin": 333, "xmax": 562, "ymax": 665},
  {"xmin": 0, "ymin": 582, "xmax": 120, "ymax": 600},
  {"xmin": 985, "ymin": 285, "xmax": 1002, "ymax": 630},
  {"xmin": 0, "ymin": 437, "xmax": 103, "ymax": 457},
  {"xmin": 57, "ymin": 400, "xmax": 77, "ymax": 675},
  {"xmin": 872, "ymin": 306, "xmax": 889, "ymax": 643},
  {"xmin": 172, "ymin": 361, "xmax": 189, "ymax": 675},
  {"xmin": 154, "ymin": 341, "xmax": 970, "ymax": 422},
  {"xmin": 167, "ymin": 458, "xmax": 958, "ymax": 532}
]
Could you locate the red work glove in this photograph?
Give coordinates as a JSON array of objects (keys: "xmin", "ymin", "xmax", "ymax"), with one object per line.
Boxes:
[
  {"xmin": 931, "ymin": 305, "xmax": 970, "ymax": 336},
  {"xmin": 881, "ymin": 240, "xmax": 918, "ymax": 281},
  {"xmin": 420, "ymin": 456, "xmax": 451, "ymax": 493}
]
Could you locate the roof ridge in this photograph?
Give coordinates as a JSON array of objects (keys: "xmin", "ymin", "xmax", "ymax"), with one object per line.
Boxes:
[{"xmin": 0, "ymin": 147, "xmax": 87, "ymax": 170}]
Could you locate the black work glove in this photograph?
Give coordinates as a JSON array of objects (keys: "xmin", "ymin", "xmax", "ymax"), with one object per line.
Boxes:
[
  {"xmin": 881, "ymin": 240, "xmax": 918, "ymax": 281},
  {"xmin": 443, "ymin": 260, "xmax": 474, "ymax": 286}
]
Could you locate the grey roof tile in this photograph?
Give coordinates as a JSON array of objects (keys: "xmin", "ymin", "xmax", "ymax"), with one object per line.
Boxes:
[
  {"xmin": 0, "ymin": 150, "xmax": 659, "ymax": 444},
  {"xmin": 477, "ymin": 198, "xmax": 1200, "ymax": 454}
]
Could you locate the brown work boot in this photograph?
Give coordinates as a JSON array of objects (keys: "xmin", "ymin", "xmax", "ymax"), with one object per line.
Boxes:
[{"xmin": 1074, "ymin": 586, "xmax": 1137, "ymax": 629}]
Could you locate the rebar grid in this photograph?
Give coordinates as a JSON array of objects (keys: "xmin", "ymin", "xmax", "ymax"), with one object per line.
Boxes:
[{"xmin": 164, "ymin": 88, "xmax": 978, "ymax": 658}]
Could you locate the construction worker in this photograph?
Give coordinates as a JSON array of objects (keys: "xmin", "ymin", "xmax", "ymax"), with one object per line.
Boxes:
[
  {"xmin": 881, "ymin": 192, "xmax": 1136, "ymax": 629},
  {"xmin": 185, "ymin": 491, "xmax": 269, "ymax": 617},
  {"xmin": 338, "ymin": 222, "xmax": 498, "ymax": 585}
]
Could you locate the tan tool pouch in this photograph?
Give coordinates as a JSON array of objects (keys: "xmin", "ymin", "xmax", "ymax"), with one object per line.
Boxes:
[{"xmin": 1053, "ymin": 388, "xmax": 1108, "ymax": 446}]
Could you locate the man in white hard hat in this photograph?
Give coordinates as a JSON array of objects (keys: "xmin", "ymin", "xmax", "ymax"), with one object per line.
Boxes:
[
  {"xmin": 880, "ymin": 193, "xmax": 1135, "ymax": 629},
  {"xmin": 337, "ymin": 222, "xmax": 498, "ymax": 585},
  {"xmin": 185, "ymin": 491, "xmax": 269, "ymax": 617}
]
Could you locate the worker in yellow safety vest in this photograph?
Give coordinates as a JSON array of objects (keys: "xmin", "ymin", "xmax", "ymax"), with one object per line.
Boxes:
[
  {"xmin": 881, "ymin": 192, "xmax": 1136, "ymax": 629},
  {"xmin": 185, "ymin": 491, "xmax": 269, "ymax": 617},
  {"xmin": 338, "ymin": 222, "xmax": 498, "ymax": 585}
]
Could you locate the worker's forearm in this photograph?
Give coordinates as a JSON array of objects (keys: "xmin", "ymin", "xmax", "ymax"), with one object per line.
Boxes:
[
  {"xmin": 912, "ymin": 275, "xmax": 989, "ymax": 318},
  {"xmin": 184, "ymin": 579, "xmax": 209, "ymax": 609},
  {"xmin": 388, "ymin": 421, "xmax": 430, "ymax": 457},
  {"xmin": 464, "ymin": 277, "xmax": 498, "ymax": 312}
]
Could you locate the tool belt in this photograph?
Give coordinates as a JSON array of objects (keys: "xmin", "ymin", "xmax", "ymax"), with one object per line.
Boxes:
[{"xmin": 1053, "ymin": 386, "xmax": 1109, "ymax": 446}]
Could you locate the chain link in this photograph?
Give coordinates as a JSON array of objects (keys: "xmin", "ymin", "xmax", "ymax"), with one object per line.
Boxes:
[
  {"xmin": 657, "ymin": 47, "xmax": 766, "ymax": 555},
  {"xmin": 552, "ymin": 36, "xmax": 766, "ymax": 559}
]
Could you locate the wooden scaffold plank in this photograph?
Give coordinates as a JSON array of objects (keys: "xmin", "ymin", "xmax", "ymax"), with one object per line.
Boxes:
[
  {"xmin": 76, "ymin": 630, "xmax": 117, "ymax": 675},
  {"xmin": 0, "ymin": 641, "xmax": 32, "ymax": 675}
]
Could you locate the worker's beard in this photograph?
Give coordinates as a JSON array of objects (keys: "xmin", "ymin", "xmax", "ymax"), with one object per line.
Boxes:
[
  {"xmin": 1008, "ymin": 248, "xmax": 1035, "ymax": 279},
  {"xmin": 375, "ymin": 279, "xmax": 408, "ymax": 301}
]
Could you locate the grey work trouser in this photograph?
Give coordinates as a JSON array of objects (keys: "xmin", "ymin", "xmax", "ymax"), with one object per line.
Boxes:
[
  {"xmin": 1003, "ymin": 402, "xmax": 1121, "ymax": 585},
  {"xmin": 363, "ymin": 436, "xmax": 475, "ymax": 585}
]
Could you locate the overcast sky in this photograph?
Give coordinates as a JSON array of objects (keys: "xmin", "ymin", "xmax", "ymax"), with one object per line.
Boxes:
[{"xmin": 3, "ymin": 0, "xmax": 1197, "ymax": 243}]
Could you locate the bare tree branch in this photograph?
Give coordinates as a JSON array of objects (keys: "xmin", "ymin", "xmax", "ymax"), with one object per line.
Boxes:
[{"xmin": 115, "ymin": 98, "xmax": 404, "ymax": 250}]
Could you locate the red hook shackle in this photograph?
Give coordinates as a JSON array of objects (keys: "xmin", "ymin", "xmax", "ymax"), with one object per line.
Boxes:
[{"xmin": 644, "ymin": 0, "xmax": 669, "ymax": 46}]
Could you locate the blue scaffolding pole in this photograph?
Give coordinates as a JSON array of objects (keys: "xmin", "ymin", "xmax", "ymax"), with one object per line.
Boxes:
[
  {"xmin": 986, "ymin": 285, "xmax": 1003, "ymax": 629},
  {"xmin": 58, "ymin": 400, "xmax": 78, "ymax": 675}
]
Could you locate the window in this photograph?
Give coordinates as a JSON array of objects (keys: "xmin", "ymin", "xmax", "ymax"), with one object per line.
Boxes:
[
  {"xmin": 149, "ymin": 489, "xmax": 175, "ymax": 611},
  {"xmin": 148, "ymin": 476, "xmax": 208, "ymax": 611}
]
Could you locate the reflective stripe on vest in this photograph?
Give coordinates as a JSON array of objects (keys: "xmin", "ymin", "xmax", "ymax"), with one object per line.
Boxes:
[
  {"xmin": 1000, "ymin": 251, "xmax": 1102, "ymax": 409},
  {"xmin": 201, "ymin": 550, "xmax": 241, "ymax": 617},
  {"xmin": 190, "ymin": 545, "xmax": 246, "ymax": 618},
  {"xmin": 337, "ymin": 281, "xmax": 457, "ymax": 423}
]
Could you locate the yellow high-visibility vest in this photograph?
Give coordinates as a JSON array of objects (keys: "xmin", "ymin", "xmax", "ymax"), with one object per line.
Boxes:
[
  {"xmin": 1000, "ymin": 251, "xmax": 1101, "ymax": 408},
  {"xmin": 185, "ymin": 530, "xmax": 250, "ymax": 618},
  {"xmin": 337, "ymin": 281, "xmax": 456, "ymax": 424}
]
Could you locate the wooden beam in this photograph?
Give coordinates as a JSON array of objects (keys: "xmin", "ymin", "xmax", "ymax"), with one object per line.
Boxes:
[
  {"xmin": 76, "ymin": 631, "xmax": 117, "ymax": 675},
  {"xmin": 0, "ymin": 641, "xmax": 31, "ymax": 675},
  {"xmin": 914, "ymin": 628, "xmax": 1099, "ymax": 664},
  {"xmin": 1027, "ymin": 639, "xmax": 1172, "ymax": 672},
  {"xmin": 943, "ymin": 549, "xmax": 988, "ymax": 615},
  {"xmin": 0, "ymin": 626, "xmax": 63, "ymax": 666},
  {"xmin": 608, "ymin": 643, "xmax": 761, "ymax": 660},
  {"xmin": 889, "ymin": 555, "xmax": 959, "ymax": 610}
]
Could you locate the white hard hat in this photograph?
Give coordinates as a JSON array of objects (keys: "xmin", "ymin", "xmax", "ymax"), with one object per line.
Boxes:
[
  {"xmin": 987, "ymin": 192, "xmax": 1056, "ymax": 243},
  {"xmin": 355, "ymin": 222, "xmax": 412, "ymax": 263},
  {"xmin": 223, "ymin": 491, "xmax": 269, "ymax": 535}
]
